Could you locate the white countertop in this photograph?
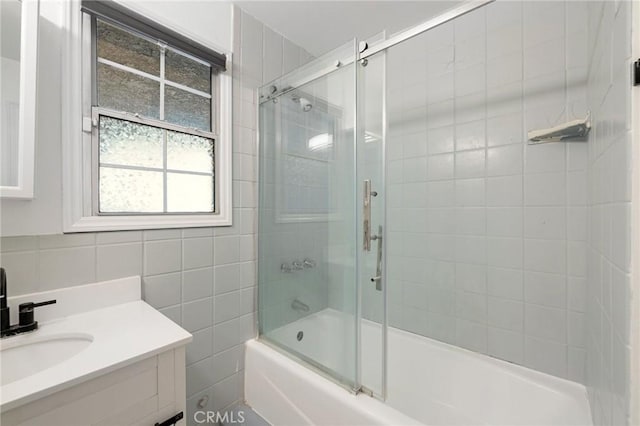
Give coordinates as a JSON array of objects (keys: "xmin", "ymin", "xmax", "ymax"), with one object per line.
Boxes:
[{"xmin": 0, "ymin": 277, "xmax": 192, "ymax": 411}]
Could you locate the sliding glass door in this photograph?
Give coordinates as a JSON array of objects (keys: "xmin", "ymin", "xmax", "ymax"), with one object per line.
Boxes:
[{"xmin": 258, "ymin": 41, "xmax": 362, "ymax": 391}]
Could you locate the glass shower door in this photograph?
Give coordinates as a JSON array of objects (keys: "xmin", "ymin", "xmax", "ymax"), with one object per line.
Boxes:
[
  {"xmin": 357, "ymin": 47, "xmax": 387, "ymax": 399},
  {"xmin": 257, "ymin": 41, "xmax": 361, "ymax": 390}
]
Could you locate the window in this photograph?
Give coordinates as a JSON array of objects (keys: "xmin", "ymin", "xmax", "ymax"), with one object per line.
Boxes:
[
  {"xmin": 62, "ymin": 1, "xmax": 232, "ymax": 232},
  {"xmin": 94, "ymin": 20, "xmax": 215, "ymax": 214}
]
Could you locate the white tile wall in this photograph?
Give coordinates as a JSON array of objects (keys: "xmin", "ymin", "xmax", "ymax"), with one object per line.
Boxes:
[
  {"xmin": 2, "ymin": 0, "xmax": 633, "ymax": 419},
  {"xmin": 385, "ymin": 0, "xmax": 590, "ymax": 382},
  {"xmin": 585, "ymin": 1, "xmax": 634, "ymax": 425},
  {"xmin": 0, "ymin": 6, "xmax": 312, "ymax": 424},
  {"xmin": 0, "ymin": 226, "xmax": 256, "ymax": 413}
]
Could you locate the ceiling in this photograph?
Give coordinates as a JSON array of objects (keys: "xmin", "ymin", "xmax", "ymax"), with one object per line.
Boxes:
[{"xmin": 234, "ymin": 1, "xmax": 463, "ymax": 57}]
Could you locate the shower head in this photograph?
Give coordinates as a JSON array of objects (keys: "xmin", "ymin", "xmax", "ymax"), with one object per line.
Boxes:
[{"xmin": 292, "ymin": 95, "xmax": 312, "ymax": 112}]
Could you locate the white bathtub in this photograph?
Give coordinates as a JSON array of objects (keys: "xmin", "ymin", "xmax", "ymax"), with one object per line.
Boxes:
[{"xmin": 245, "ymin": 309, "xmax": 592, "ymax": 426}]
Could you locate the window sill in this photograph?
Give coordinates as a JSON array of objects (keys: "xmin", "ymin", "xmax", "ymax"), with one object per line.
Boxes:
[{"xmin": 64, "ymin": 213, "xmax": 232, "ymax": 233}]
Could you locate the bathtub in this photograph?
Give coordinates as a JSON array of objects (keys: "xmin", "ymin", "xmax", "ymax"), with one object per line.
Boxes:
[{"xmin": 245, "ymin": 309, "xmax": 592, "ymax": 426}]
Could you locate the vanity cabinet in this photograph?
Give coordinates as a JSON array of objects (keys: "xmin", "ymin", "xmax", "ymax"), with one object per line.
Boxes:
[{"xmin": 1, "ymin": 347, "xmax": 187, "ymax": 426}]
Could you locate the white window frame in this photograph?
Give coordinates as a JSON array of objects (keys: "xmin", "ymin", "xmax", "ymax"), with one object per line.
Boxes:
[{"xmin": 61, "ymin": 0, "xmax": 232, "ymax": 232}]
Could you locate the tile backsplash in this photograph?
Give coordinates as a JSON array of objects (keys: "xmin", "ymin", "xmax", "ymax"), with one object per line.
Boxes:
[{"xmin": 1, "ymin": 194, "xmax": 257, "ymax": 416}]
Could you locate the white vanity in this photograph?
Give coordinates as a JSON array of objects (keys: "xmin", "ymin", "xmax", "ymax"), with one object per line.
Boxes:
[{"xmin": 0, "ymin": 276, "xmax": 192, "ymax": 426}]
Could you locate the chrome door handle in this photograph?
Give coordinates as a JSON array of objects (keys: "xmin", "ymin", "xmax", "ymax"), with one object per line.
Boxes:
[
  {"xmin": 363, "ymin": 180, "xmax": 377, "ymax": 251},
  {"xmin": 364, "ymin": 180, "xmax": 371, "ymax": 251},
  {"xmin": 371, "ymin": 225, "xmax": 383, "ymax": 291}
]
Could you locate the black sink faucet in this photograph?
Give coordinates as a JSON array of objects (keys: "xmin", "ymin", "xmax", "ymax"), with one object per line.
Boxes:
[{"xmin": 0, "ymin": 267, "xmax": 56, "ymax": 338}]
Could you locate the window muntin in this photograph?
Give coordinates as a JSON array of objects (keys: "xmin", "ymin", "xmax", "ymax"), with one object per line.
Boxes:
[
  {"xmin": 96, "ymin": 19, "xmax": 160, "ymax": 75},
  {"xmin": 93, "ymin": 18, "xmax": 216, "ymax": 214},
  {"xmin": 96, "ymin": 114, "xmax": 215, "ymax": 214}
]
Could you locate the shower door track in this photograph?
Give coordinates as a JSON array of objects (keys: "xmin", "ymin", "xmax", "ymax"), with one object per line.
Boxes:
[
  {"xmin": 358, "ymin": 386, "xmax": 376, "ymax": 397},
  {"xmin": 360, "ymin": 0, "xmax": 495, "ymax": 60},
  {"xmin": 260, "ymin": 0, "xmax": 494, "ymax": 102}
]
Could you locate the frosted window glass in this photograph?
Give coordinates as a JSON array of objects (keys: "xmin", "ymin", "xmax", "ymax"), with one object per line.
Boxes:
[
  {"xmin": 97, "ymin": 20, "xmax": 160, "ymax": 76},
  {"xmin": 99, "ymin": 116, "xmax": 163, "ymax": 168},
  {"xmin": 164, "ymin": 85, "xmax": 211, "ymax": 131},
  {"xmin": 98, "ymin": 63, "xmax": 160, "ymax": 119},
  {"xmin": 99, "ymin": 167, "xmax": 163, "ymax": 213},
  {"xmin": 167, "ymin": 131, "xmax": 214, "ymax": 173},
  {"xmin": 165, "ymin": 50, "xmax": 211, "ymax": 92},
  {"xmin": 167, "ymin": 173, "xmax": 214, "ymax": 212}
]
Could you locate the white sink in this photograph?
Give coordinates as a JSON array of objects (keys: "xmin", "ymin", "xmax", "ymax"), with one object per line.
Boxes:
[
  {"xmin": 0, "ymin": 277, "xmax": 192, "ymax": 412},
  {"xmin": 0, "ymin": 333, "xmax": 93, "ymax": 385}
]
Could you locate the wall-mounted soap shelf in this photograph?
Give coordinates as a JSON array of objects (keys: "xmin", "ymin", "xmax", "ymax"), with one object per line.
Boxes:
[{"xmin": 527, "ymin": 112, "xmax": 591, "ymax": 144}]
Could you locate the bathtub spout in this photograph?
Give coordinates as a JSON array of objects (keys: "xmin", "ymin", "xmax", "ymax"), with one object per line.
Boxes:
[{"xmin": 291, "ymin": 299, "xmax": 310, "ymax": 313}]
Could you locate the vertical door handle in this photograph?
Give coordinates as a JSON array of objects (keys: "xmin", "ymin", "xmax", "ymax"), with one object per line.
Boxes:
[
  {"xmin": 370, "ymin": 226, "xmax": 383, "ymax": 291},
  {"xmin": 363, "ymin": 180, "xmax": 372, "ymax": 251}
]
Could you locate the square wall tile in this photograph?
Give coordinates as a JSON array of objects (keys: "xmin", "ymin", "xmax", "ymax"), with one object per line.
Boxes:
[
  {"xmin": 214, "ymin": 236, "xmax": 240, "ymax": 265},
  {"xmin": 524, "ymin": 335, "xmax": 567, "ymax": 378},
  {"xmin": 524, "ymin": 239, "xmax": 566, "ymax": 274},
  {"xmin": 214, "ymin": 291, "xmax": 241, "ymax": 324},
  {"xmin": 38, "ymin": 247, "xmax": 96, "ymax": 290},
  {"xmin": 487, "ymin": 208, "xmax": 523, "ymax": 238},
  {"xmin": 183, "ymin": 267, "xmax": 214, "ymax": 302},
  {"xmin": 97, "ymin": 243, "xmax": 142, "ymax": 281},
  {"xmin": 525, "ymin": 304, "xmax": 567, "ymax": 343},
  {"xmin": 455, "ymin": 178, "xmax": 485, "ymax": 207},
  {"xmin": 183, "ymin": 297, "xmax": 214, "ymax": 332},
  {"xmin": 1, "ymin": 251, "xmax": 38, "ymax": 296},
  {"xmin": 524, "ymin": 207, "xmax": 566, "ymax": 240},
  {"xmin": 143, "ymin": 273, "xmax": 181, "ymax": 309},
  {"xmin": 487, "ymin": 175, "xmax": 523, "ymax": 207},
  {"xmin": 488, "ymin": 327, "xmax": 524, "ymax": 364},
  {"xmin": 212, "ymin": 345, "xmax": 244, "ymax": 384},
  {"xmin": 524, "ymin": 271, "xmax": 566, "ymax": 309},
  {"xmin": 212, "ymin": 373, "xmax": 241, "ymax": 411},
  {"xmin": 456, "ymin": 319, "xmax": 487, "ymax": 353},
  {"xmin": 487, "ymin": 144, "xmax": 523, "ymax": 177},
  {"xmin": 488, "ymin": 267, "xmax": 524, "ymax": 301},
  {"xmin": 186, "ymin": 357, "xmax": 214, "ymax": 397},
  {"xmin": 144, "ymin": 240, "xmax": 182, "ymax": 275},
  {"xmin": 183, "ymin": 237, "xmax": 214, "ymax": 270},
  {"xmin": 487, "ymin": 237, "xmax": 523, "ymax": 269},
  {"xmin": 187, "ymin": 327, "xmax": 213, "ymax": 365},
  {"xmin": 488, "ymin": 297, "xmax": 523, "ymax": 331},
  {"xmin": 524, "ymin": 173, "xmax": 566, "ymax": 206},
  {"xmin": 455, "ymin": 149, "xmax": 486, "ymax": 179}
]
